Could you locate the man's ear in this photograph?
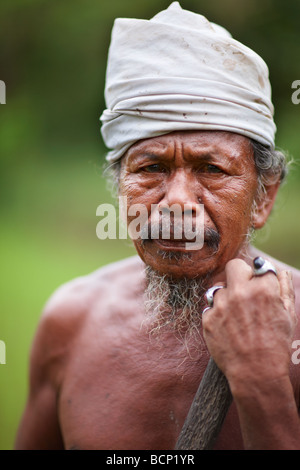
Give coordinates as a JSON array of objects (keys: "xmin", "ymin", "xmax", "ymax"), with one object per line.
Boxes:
[{"xmin": 251, "ymin": 181, "xmax": 281, "ymax": 230}]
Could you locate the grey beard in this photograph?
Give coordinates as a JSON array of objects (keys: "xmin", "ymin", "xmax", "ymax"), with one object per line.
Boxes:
[{"xmin": 143, "ymin": 265, "xmax": 213, "ymax": 340}]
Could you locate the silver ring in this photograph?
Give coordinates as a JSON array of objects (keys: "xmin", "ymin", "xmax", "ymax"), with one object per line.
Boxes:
[
  {"xmin": 202, "ymin": 307, "xmax": 211, "ymax": 315},
  {"xmin": 253, "ymin": 257, "xmax": 277, "ymax": 276},
  {"xmin": 205, "ymin": 285, "xmax": 225, "ymax": 307}
]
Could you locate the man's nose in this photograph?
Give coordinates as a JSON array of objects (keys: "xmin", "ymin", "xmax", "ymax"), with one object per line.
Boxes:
[{"xmin": 158, "ymin": 170, "xmax": 200, "ymax": 215}]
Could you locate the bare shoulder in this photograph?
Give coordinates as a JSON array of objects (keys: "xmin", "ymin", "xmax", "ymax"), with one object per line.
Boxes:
[
  {"xmin": 31, "ymin": 255, "xmax": 145, "ymax": 385},
  {"xmin": 42, "ymin": 254, "xmax": 145, "ymax": 320}
]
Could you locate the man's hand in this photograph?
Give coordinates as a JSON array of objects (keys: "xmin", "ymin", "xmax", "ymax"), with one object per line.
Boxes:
[
  {"xmin": 202, "ymin": 258, "xmax": 300, "ymax": 449},
  {"xmin": 202, "ymin": 258, "xmax": 296, "ymax": 387}
]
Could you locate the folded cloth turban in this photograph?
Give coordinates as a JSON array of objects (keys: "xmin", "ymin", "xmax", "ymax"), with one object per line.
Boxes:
[{"xmin": 100, "ymin": 1, "xmax": 276, "ymax": 163}]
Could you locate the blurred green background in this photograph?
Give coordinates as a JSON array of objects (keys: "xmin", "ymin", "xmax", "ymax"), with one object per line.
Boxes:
[{"xmin": 0, "ymin": 0, "xmax": 299, "ymax": 450}]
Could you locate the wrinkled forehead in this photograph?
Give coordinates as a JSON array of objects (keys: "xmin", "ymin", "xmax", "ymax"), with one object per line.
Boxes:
[{"xmin": 122, "ymin": 130, "xmax": 254, "ymax": 165}]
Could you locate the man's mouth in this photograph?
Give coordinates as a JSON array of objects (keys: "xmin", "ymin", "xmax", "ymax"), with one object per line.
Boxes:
[
  {"xmin": 152, "ymin": 238, "xmax": 190, "ymax": 251},
  {"xmin": 141, "ymin": 227, "xmax": 220, "ymax": 252}
]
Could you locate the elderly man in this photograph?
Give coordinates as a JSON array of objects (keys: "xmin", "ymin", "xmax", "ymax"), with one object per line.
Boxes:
[{"xmin": 15, "ymin": 3, "xmax": 300, "ymax": 450}]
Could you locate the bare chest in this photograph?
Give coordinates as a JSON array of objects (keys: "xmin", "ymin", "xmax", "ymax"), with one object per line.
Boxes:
[{"xmin": 57, "ymin": 329, "xmax": 243, "ymax": 450}]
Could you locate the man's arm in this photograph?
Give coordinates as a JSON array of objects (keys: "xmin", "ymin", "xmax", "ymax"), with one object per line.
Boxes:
[
  {"xmin": 202, "ymin": 259, "xmax": 300, "ymax": 450},
  {"xmin": 15, "ymin": 378, "xmax": 64, "ymax": 449},
  {"xmin": 14, "ymin": 278, "xmax": 87, "ymax": 450},
  {"xmin": 231, "ymin": 374, "xmax": 300, "ymax": 449},
  {"xmin": 14, "ymin": 308, "xmax": 66, "ymax": 449}
]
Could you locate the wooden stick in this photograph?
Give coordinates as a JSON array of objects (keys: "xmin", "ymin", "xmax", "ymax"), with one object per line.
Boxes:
[{"xmin": 175, "ymin": 357, "xmax": 233, "ymax": 450}]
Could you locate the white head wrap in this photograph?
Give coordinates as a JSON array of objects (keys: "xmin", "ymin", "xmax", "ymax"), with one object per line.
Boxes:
[{"xmin": 100, "ymin": 2, "xmax": 276, "ymax": 163}]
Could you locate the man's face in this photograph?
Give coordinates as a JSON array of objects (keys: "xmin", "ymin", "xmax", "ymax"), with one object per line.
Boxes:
[{"xmin": 119, "ymin": 130, "xmax": 259, "ymax": 280}]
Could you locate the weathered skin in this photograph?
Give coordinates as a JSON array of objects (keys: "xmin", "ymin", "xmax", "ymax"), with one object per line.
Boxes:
[{"xmin": 15, "ymin": 131, "xmax": 300, "ymax": 450}]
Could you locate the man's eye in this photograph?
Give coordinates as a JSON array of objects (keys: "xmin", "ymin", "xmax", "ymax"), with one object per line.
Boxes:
[
  {"xmin": 142, "ymin": 164, "xmax": 165, "ymax": 173},
  {"xmin": 205, "ymin": 164, "xmax": 223, "ymax": 174}
]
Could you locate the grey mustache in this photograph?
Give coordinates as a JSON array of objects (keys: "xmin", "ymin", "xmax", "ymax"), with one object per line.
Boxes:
[{"xmin": 140, "ymin": 218, "xmax": 220, "ymax": 250}]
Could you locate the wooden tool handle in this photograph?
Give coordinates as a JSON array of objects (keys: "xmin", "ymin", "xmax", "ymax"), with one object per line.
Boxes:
[{"xmin": 175, "ymin": 357, "xmax": 233, "ymax": 450}]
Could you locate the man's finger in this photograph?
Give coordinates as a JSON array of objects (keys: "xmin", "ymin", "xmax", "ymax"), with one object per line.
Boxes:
[{"xmin": 225, "ymin": 258, "xmax": 253, "ymax": 287}]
